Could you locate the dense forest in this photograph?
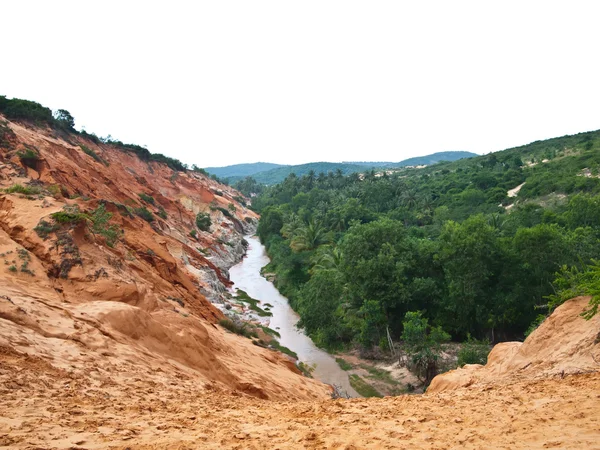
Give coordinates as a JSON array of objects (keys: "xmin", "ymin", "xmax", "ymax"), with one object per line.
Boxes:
[{"xmin": 252, "ymin": 130, "xmax": 600, "ymax": 355}]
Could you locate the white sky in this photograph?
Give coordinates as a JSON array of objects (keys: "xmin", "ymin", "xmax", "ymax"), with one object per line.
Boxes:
[{"xmin": 2, "ymin": 1, "xmax": 599, "ymax": 168}]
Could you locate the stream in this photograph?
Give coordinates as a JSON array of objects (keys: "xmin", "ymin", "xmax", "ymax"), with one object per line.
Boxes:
[{"xmin": 229, "ymin": 235, "xmax": 360, "ymax": 397}]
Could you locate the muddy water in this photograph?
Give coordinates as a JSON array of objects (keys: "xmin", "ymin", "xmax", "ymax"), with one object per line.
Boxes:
[{"xmin": 229, "ymin": 236, "xmax": 359, "ymax": 397}]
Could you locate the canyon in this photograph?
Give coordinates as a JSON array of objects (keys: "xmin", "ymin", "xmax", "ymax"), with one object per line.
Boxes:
[{"xmin": 1, "ymin": 115, "xmax": 599, "ymax": 449}]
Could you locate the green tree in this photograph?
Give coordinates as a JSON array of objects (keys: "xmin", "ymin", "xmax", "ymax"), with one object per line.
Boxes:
[
  {"xmin": 290, "ymin": 219, "xmax": 330, "ymax": 251},
  {"xmin": 401, "ymin": 311, "xmax": 450, "ymax": 385}
]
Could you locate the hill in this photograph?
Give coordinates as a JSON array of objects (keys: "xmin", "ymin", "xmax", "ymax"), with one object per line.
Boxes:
[
  {"xmin": 204, "ymin": 162, "xmax": 286, "ymax": 179},
  {"xmin": 220, "ymin": 151, "xmax": 478, "ymax": 185},
  {"xmin": 0, "ymin": 99, "xmax": 327, "ymax": 402},
  {"xmin": 253, "ymin": 127, "xmax": 600, "ymax": 353}
]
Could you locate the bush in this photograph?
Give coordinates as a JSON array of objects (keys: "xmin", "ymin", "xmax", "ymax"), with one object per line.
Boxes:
[
  {"xmin": 195, "ymin": 212, "xmax": 211, "ymax": 231},
  {"xmin": 4, "ymin": 184, "xmax": 41, "ymax": 195},
  {"xmin": 51, "ymin": 210, "xmax": 88, "ymax": 224},
  {"xmin": 189, "ymin": 229, "xmax": 197, "ymax": 238},
  {"xmin": 34, "ymin": 220, "xmax": 59, "ymax": 240},
  {"xmin": 134, "ymin": 207, "xmax": 154, "ymax": 223},
  {"xmin": 138, "ymin": 193, "xmax": 155, "ymax": 205},
  {"xmin": 90, "ymin": 204, "xmax": 121, "ymax": 247},
  {"xmin": 401, "ymin": 311, "xmax": 450, "ymax": 385},
  {"xmin": 457, "ymin": 335, "xmax": 490, "ymax": 366},
  {"xmin": 157, "ymin": 206, "xmax": 167, "ymax": 220}
]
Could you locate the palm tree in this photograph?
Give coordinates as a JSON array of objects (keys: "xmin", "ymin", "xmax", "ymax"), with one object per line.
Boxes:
[
  {"xmin": 402, "ymin": 190, "xmax": 419, "ymax": 209},
  {"xmin": 290, "ymin": 219, "xmax": 330, "ymax": 251},
  {"xmin": 281, "ymin": 213, "xmax": 303, "ymax": 238},
  {"xmin": 311, "ymin": 246, "xmax": 344, "ymax": 272}
]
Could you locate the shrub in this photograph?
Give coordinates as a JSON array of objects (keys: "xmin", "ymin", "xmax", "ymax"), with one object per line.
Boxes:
[
  {"xmin": 548, "ymin": 260, "xmax": 600, "ymax": 320},
  {"xmin": 134, "ymin": 207, "xmax": 154, "ymax": 223},
  {"xmin": 189, "ymin": 229, "xmax": 197, "ymax": 238},
  {"xmin": 51, "ymin": 210, "xmax": 88, "ymax": 224},
  {"xmin": 195, "ymin": 212, "xmax": 211, "ymax": 231},
  {"xmin": 138, "ymin": 193, "xmax": 155, "ymax": 205},
  {"xmin": 90, "ymin": 204, "xmax": 121, "ymax": 247},
  {"xmin": 401, "ymin": 311, "xmax": 450, "ymax": 385},
  {"xmin": 4, "ymin": 184, "xmax": 41, "ymax": 195},
  {"xmin": 457, "ymin": 335, "xmax": 490, "ymax": 366},
  {"xmin": 34, "ymin": 220, "xmax": 59, "ymax": 240},
  {"xmin": 8, "ymin": 265, "xmax": 17, "ymax": 272}
]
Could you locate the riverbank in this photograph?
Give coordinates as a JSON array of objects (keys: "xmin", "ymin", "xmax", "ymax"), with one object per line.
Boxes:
[{"xmin": 228, "ymin": 236, "xmax": 360, "ymax": 397}]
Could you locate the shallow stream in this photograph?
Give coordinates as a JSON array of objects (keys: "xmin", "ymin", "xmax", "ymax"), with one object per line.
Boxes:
[{"xmin": 229, "ymin": 236, "xmax": 359, "ymax": 397}]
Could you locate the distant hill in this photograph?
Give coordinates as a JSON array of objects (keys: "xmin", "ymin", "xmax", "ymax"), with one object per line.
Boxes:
[
  {"xmin": 389, "ymin": 151, "xmax": 478, "ymax": 167},
  {"xmin": 212, "ymin": 151, "xmax": 478, "ymax": 185},
  {"xmin": 205, "ymin": 162, "xmax": 286, "ymax": 179}
]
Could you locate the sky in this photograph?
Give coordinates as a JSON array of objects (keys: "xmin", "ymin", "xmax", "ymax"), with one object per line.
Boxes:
[{"xmin": 2, "ymin": 1, "xmax": 599, "ymax": 168}]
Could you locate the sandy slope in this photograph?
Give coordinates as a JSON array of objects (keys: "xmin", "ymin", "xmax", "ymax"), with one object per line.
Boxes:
[
  {"xmin": 1, "ymin": 345, "xmax": 598, "ymax": 449},
  {"xmin": 2, "ymin": 298, "xmax": 599, "ymax": 449}
]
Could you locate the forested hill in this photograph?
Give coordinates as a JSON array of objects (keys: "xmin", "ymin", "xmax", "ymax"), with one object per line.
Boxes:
[
  {"xmin": 209, "ymin": 151, "xmax": 478, "ymax": 185},
  {"xmin": 204, "ymin": 162, "xmax": 285, "ymax": 179},
  {"xmin": 253, "ymin": 128, "xmax": 600, "ymax": 355}
]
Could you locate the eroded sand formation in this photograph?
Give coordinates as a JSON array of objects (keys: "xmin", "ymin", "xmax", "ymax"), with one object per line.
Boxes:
[{"xmin": 1, "ymin": 117, "xmax": 599, "ymax": 449}]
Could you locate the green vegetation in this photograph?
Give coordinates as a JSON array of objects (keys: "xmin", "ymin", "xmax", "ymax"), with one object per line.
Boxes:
[
  {"xmin": 457, "ymin": 336, "xmax": 491, "ymax": 366},
  {"xmin": 37, "ymin": 204, "xmax": 121, "ymax": 247},
  {"xmin": 253, "ymin": 129, "xmax": 600, "ymax": 357},
  {"xmin": 349, "ymin": 374, "xmax": 382, "ymax": 398},
  {"xmin": 80, "ymin": 145, "xmax": 108, "ymax": 166},
  {"xmin": 34, "ymin": 220, "xmax": 59, "ymax": 240},
  {"xmin": 268, "ymin": 340, "xmax": 298, "ymax": 359},
  {"xmin": 138, "ymin": 193, "xmax": 155, "ymax": 205},
  {"xmin": 359, "ymin": 364, "xmax": 400, "ymax": 385},
  {"xmin": 90, "ymin": 203, "xmax": 121, "ymax": 247},
  {"xmin": 402, "ymin": 311, "xmax": 450, "ymax": 385},
  {"xmin": 259, "ymin": 325, "xmax": 281, "ymax": 338},
  {"xmin": 219, "ymin": 318, "xmax": 258, "ymax": 339},
  {"xmin": 195, "ymin": 212, "xmax": 211, "ymax": 231},
  {"xmin": 51, "ymin": 209, "xmax": 88, "ymax": 224},
  {"xmin": 0, "ymin": 96, "xmax": 186, "ymax": 171},
  {"xmin": 157, "ymin": 206, "xmax": 167, "ymax": 220},
  {"xmin": 8, "ymin": 265, "xmax": 17, "ymax": 272},
  {"xmin": 335, "ymin": 357, "xmax": 353, "ymax": 371},
  {"xmin": 235, "ymin": 289, "xmax": 273, "ymax": 317},
  {"xmin": 134, "ymin": 206, "xmax": 154, "ymax": 223},
  {"xmin": 547, "ymin": 259, "xmax": 600, "ymax": 320},
  {"xmin": 4, "ymin": 184, "xmax": 41, "ymax": 195},
  {"xmin": 0, "ymin": 120, "xmax": 16, "ymax": 148},
  {"xmin": 17, "ymin": 249, "xmax": 35, "ymax": 276},
  {"xmin": 211, "ymin": 153, "xmax": 477, "ymax": 186},
  {"xmin": 189, "ymin": 229, "xmax": 197, "ymax": 238},
  {"xmin": 16, "ymin": 147, "xmax": 40, "ymax": 169}
]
